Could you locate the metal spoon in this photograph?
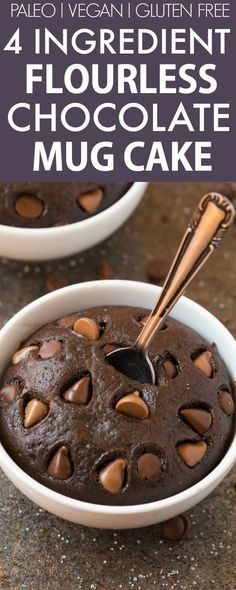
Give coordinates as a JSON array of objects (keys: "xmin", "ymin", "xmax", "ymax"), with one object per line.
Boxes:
[{"xmin": 106, "ymin": 193, "xmax": 235, "ymax": 384}]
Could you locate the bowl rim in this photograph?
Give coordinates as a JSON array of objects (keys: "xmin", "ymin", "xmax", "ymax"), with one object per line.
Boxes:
[
  {"xmin": 0, "ymin": 182, "xmax": 147, "ymax": 237},
  {"xmin": 0, "ymin": 279, "xmax": 235, "ymax": 517}
]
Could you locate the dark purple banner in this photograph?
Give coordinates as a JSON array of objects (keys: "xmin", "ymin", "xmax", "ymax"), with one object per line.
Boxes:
[{"xmin": 0, "ymin": 1, "xmax": 235, "ymax": 180}]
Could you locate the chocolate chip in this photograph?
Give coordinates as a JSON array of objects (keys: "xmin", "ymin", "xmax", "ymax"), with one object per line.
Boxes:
[
  {"xmin": 177, "ymin": 441, "xmax": 207, "ymax": 467},
  {"xmin": 180, "ymin": 408, "xmax": 212, "ymax": 434},
  {"xmin": 160, "ymin": 213, "xmax": 171, "ymax": 223},
  {"xmin": 73, "ymin": 317, "xmax": 101, "ymax": 340},
  {"xmin": 12, "ymin": 345, "xmax": 39, "ymax": 365},
  {"xmin": 52, "ymin": 220, "xmax": 69, "ymax": 227},
  {"xmin": 48, "ymin": 446, "xmax": 73, "ymax": 479},
  {"xmin": 115, "ymin": 391, "xmax": 149, "ymax": 419},
  {"xmin": 139, "ymin": 315, "xmax": 168, "ymax": 332},
  {"xmin": 38, "ymin": 340, "xmax": 62, "ymax": 359},
  {"xmin": 147, "ymin": 258, "xmax": 169, "ymax": 282},
  {"xmin": 103, "ymin": 343, "xmax": 117, "ymax": 355},
  {"xmin": 98, "ymin": 260, "xmax": 114, "ymax": 280},
  {"xmin": 46, "ymin": 272, "xmax": 69, "ymax": 292},
  {"xmin": 24, "ymin": 399, "xmax": 48, "ymax": 428},
  {"xmin": 99, "ymin": 458, "xmax": 127, "ymax": 494},
  {"xmin": 137, "ymin": 453, "xmax": 161, "ymax": 479},
  {"xmin": 161, "ymin": 515, "xmax": 190, "ymax": 541},
  {"xmin": 220, "ymin": 391, "xmax": 235, "ymax": 416},
  {"xmin": 159, "ymin": 322, "xmax": 168, "ymax": 331},
  {"xmin": 164, "ymin": 359, "xmax": 178, "ymax": 379},
  {"xmin": 139, "ymin": 314, "xmax": 150, "ymax": 326},
  {"xmin": 58, "ymin": 315, "xmax": 79, "ymax": 328},
  {"xmin": 78, "ymin": 188, "xmax": 103, "ymax": 213},
  {"xmin": 15, "ymin": 194, "xmax": 44, "ymax": 219},
  {"xmin": 0, "ymin": 384, "xmax": 19, "ymax": 403},
  {"xmin": 193, "ymin": 351, "xmax": 213, "ymax": 378},
  {"xmin": 63, "ymin": 376, "xmax": 91, "ymax": 405}
]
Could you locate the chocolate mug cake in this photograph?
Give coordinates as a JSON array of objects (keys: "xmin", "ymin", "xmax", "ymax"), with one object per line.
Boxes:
[
  {"xmin": 0, "ymin": 182, "xmax": 131, "ymax": 228},
  {"xmin": 0, "ymin": 306, "xmax": 234, "ymax": 506}
]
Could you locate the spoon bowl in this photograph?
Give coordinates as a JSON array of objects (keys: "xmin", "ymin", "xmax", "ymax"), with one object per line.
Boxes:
[
  {"xmin": 106, "ymin": 193, "xmax": 235, "ymax": 382},
  {"xmin": 107, "ymin": 346, "xmax": 155, "ymax": 384}
]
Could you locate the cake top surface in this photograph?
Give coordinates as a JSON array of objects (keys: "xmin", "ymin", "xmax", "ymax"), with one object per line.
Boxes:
[{"xmin": 0, "ymin": 305, "xmax": 234, "ymax": 505}]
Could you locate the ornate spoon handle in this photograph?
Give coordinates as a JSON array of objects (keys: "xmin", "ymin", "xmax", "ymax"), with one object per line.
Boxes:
[{"xmin": 136, "ymin": 193, "xmax": 235, "ymax": 350}]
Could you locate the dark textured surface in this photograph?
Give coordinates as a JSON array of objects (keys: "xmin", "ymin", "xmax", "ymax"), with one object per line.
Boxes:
[{"xmin": 0, "ymin": 182, "xmax": 235, "ymax": 589}]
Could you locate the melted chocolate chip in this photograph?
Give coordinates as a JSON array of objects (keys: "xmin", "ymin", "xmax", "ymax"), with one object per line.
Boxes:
[
  {"xmin": 139, "ymin": 314, "xmax": 150, "ymax": 326},
  {"xmin": 115, "ymin": 391, "xmax": 149, "ymax": 419},
  {"xmin": 138, "ymin": 314, "xmax": 168, "ymax": 332},
  {"xmin": 180, "ymin": 408, "xmax": 212, "ymax": 434},
  {"xmin": 164, "ymin": 358, "xmax": 178, "ymax": 379},
  {"xmin": 193, "ymin": 351, "xmax": 213, "ymax": 378},
  {"xmin": 78, "ymin": 189, "xmax": 103, "ymax": 213},
  {"xmin": 48, "ymin": 446, "xmax": 73, "ymax": 480},
  {"xmin": 103, "ymin": 343, "xmax": 117, "ymax": 355},
  {"xmin": 38, "ymin": 340, "xmax": 62, "ymax": 359},
  {"xmin": 24, "ymin": 399, "xmax": 48, "ymax": 428},
  {"xmin": 99, "ymin": 459, "xmax": 127, "ymax": 494},
  {"xmin": 0, "ymin": 384, "xmax": 19, "ymax": 403},
  {"xmin": 176, "ymin": 441, "xmax": 207, "ymax": 467},
  {"xmin": 220, "ymin": 391, "xmax": 235, "ymax": 416},
  {"xmin": 73, "ymin": 317, "xmax": 101, "ymax": 340},
  {"xmin": 15, "ymin": 194, "xmax": 44, "ymax": 219},
  {"xmin": 12, "ymin": 345, "xmax": 39, "ymax": 365},
  {"xmin": 58, "ymin": 315, "xmax": 79, "ymax": 328},
  {"xmin": 52, "ymin": 220, "xmax": 68, "ymax": 227},
  {"xmin": 137, "ymin": 453, "xmax": 161, "ymax": 479},
  {"xmin": 63, "ymin": 376, "xmax": 91, "ymax": 405}
]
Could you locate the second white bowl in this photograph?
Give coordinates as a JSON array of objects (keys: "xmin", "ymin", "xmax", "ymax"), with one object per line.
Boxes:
[{"xmin": 0, "ymin": 182, "xmax": 147, "ymax": 261}]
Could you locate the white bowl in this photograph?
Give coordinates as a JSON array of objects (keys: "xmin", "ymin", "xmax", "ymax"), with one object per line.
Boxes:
[
  {"xmin": 0, "ymin": 182, "xmax": 147, "ymax": 261},
  {"xmin": 0, "ymin": 280, "xmax": 235, "ymax": 529}
]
